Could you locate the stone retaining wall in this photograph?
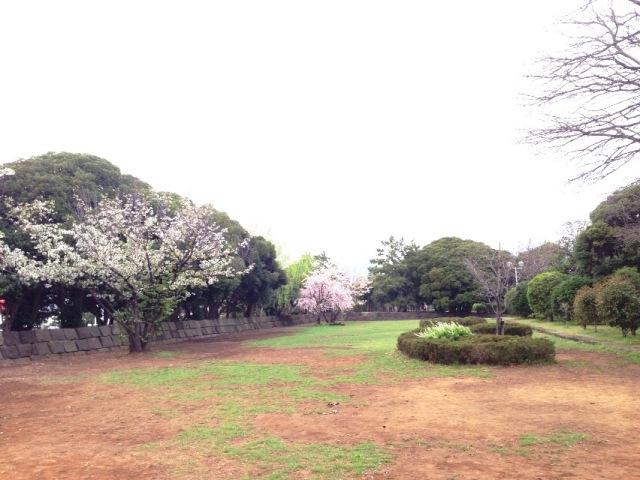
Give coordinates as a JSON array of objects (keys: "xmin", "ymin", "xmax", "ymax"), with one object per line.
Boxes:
[
  {"xmin": 0, "ymin": 314, "xmax": 320, "ymax": 365},
  {"xmin": 0, "ymin": 311, "xmax": 446, "ymax": 364}
]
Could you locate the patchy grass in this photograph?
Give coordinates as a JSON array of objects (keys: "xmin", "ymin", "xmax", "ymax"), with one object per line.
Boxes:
[
  {"xmin": 520, "ymin": 430, "xmax": 588, "ymax": 448},
  {"xmin": 489, "ymin": 430, "xmax": 588, "ymax": 457},
  {"xmin": 249, "ymin": 321, "xmax": 494, "ymax": 382},
  {"xmin": 514, "ymin": 318, "xmax": 640, "ymax": 346},
  {"xmin": 91, "ymin": 322, "xmax": 614, "ymax": 478},
  {"xmin": 224, "ymin": 438, "xmax": 392, "ymax": 480},
  {"xmin": 533, "ymin": 332, "xmax": 640, "ymax": 363},
  {"xmin": 96, "ymin": 320, "xmax": 494, "ymax": 479}
]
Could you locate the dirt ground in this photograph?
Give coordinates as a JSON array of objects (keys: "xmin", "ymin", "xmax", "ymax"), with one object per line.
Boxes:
[{"xmin": 1, "ymin": 327, "xmax": 639, "ymax": 480}]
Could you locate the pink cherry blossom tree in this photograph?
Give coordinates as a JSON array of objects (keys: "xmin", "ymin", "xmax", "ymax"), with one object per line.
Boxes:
[{"xmin": 295, "ymin": 266, "xmax": 369, "ymax": 323}]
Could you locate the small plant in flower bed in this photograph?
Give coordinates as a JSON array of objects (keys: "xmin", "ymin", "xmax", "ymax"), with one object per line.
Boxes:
[
  {"xmin": 415, "ymin": 322, "xmax": 473, "ymax": 341},
  {"xmin": 470, "ymin": 322, "xmax": 533, "ymax": 337},
  {"xmin": 397, "ymin": 329, "xmax": 555, "ymax": 365},
  {"xmin": 419, "ymin": 317, "xmax": 486, "ymax": 328}
]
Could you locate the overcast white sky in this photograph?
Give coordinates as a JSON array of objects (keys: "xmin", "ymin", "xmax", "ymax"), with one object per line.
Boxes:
[{"xmin": 0, "ymin": 1, "xmax": 632, "ymax": 275}]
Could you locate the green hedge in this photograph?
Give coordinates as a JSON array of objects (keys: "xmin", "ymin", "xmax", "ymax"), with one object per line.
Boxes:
[
  {"xmin": 419, "ymin": 317, "xmax": 487, "ymax": 328},
  {"xmin": 397, "ymin": 329, "xmax": 555, "ymax": 365},
  {"xmin": 470, "ymin": 322, "xmax": 533, "ymax": 337}
]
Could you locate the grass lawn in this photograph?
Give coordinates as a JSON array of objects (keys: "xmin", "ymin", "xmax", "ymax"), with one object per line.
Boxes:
[{"xmin": 3, "ymin": 319, "xmax": 638, "ymax": 479}]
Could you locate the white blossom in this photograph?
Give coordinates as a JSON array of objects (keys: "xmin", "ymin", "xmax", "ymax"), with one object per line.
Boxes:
[{"xmin": 0, "ymin": 194, "xmax": 247, "ymax": 351}]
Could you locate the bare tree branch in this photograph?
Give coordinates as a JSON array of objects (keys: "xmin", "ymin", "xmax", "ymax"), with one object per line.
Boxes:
[
  {"xmin": 526, "ymin": 0, "xmax": 640, "ymax": 183},
  {"xmin": 464, "ymin": 249, "xmax": 515, "ymax": 335}
]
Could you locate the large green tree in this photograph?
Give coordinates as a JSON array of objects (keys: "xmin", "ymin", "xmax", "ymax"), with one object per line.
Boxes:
[
  {"xmin": 367, "ymin": 236, "xmax": 420, "ymax": 311},
  {"xmin": 226, "ymin": 236, "xmax": 287, "ymax": 317},
  {"xmin": 414, "ymin": 237, "xmax": 491, "ymax": 315},
  {"xmin": 527, "ymin": 271, "xmax": 568, "ymax": 321},
  {"xmin": 574, "ymin": 184, "xmax": 640, "ymax": 278}
]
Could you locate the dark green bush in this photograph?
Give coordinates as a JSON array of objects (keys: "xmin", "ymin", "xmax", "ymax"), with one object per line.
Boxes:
[
  {"xmin": 397, "ymin": 330, "xmax": 554, "ymax": 365},
  {"xmin": 472, "ymin": 303, "xmax": 488, "ymax": 313},
  {"xmin": 419, "ymin": 317, "xmax": 486, "ymax": 328},
  {"xmin": 470, "ymin": 322, "xmax": 532, "ymax": 337},
  {"xmin": 506, "ymin": 281, "xmax": 533, "ymax": 317}
]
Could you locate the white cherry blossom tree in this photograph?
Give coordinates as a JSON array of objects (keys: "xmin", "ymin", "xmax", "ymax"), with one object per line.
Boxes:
[{"xmin": 1, "ymin": 194, "xmax": 244, "ymax": 352}]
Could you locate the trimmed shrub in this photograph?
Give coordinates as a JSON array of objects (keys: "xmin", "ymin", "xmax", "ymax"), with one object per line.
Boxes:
[
  {"xmin": 505, "ymin": 281, "xmax": 532, "ymax": 317},
  {"xmin": 597, "ymin": 274, "xmax": 640, "ymax": 336},
  {"xmin": 550, "ymin": 276, "xmax": 591, "ymax": 323},
  {"xmin": 419, "ymin": 317, "xmax": 486, "ymax": 328},
  {"xmin": 470, "ymin": 322, "xmax": 533, "ymax": 337},
  {"xmin": 472, "ymin": 303, "xmax": 488, "ymax": 314},
  {"xmin": 573, "ymin": 285, "xmax": 600, "ymax": 331},
  {"xmin": 397, "ymin": 330, "xmax": 554, "ymax": 365},
  {"xmin": 397, "ymin": 329, "xmax": 463, "ymax": 363},
  {"xmin": 460, "ymin": 336, "xmax": 556, "ymax": 365}
]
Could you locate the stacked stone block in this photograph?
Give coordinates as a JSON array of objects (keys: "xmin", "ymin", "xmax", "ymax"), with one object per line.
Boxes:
[
  {"xmin": 0, "ymin": 324, "xmax": 127, "ymax": 363},
  {"xmin": 0, "ymin": 314, "xmax": 318, "ymax": 364}
]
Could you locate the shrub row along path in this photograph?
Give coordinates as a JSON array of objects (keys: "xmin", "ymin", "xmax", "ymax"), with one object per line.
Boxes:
[
  {"xmin": 0, "ymin": 326, "xmax": 639, "ymax": 479},
  {"xmin": 530, "ymin": 325, "xmax": 640, "ymax": 353}
]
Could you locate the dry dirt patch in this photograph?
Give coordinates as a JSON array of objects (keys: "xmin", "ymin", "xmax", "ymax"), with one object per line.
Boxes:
[{"xmin": 0, "ymin": 327, "xmax": 639, "ymax": 479}]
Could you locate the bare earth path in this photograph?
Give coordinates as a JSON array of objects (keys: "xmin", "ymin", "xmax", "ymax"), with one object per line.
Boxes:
[{"xmin": 0, "ymin": 327, "xmax": 639, "ymax": 479}]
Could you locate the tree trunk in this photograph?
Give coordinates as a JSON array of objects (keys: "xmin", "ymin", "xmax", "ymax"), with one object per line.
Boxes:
[
  {"xmin": 3, "ymin": 301, "xmax": 20, "ymax": 331},
  {"xmin": 124, "ymin": 302, "xmax": 155, "ymax": 353},
  {"xmin": 59, "ymin": 287, "xmax": 86, "ymax": 328},
  {"xmin": 206, "ymin": 301, "xmax": 221, "ymax": 319},
  {"xmin": 128, "ymin": 331, "xmax": 143, "ymax": 353},
  {"xmin": 495, "ymin": 315, "xmax": 505, "ymax": 336},
  {"xmin": 127, "ymin": 322, "xmax": 156, "ymax": 353},
  {"xmin": 21, "ymin": 285, "xmax": 43, "ymax": 329}
]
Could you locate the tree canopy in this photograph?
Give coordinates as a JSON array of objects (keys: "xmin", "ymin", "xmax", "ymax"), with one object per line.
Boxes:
[
  {"xmin": 0, "ymin": 152, "xmax": 287, "ymax": 337},
  {"xmin": 2, "ymin": 194, "xmax": 244, "ymax": 351},
  {"xmin": 574, "ymin": 183, "xmax": 640, "ymax": 278},
  {"xmin": 367, "ymin": 236, "xmax": 420, "ymax": 311},
  {"xmin": 296, "ymin": 266, "xmax": 368, "ymax": 323},
  {"xmin": 527, "ymin": 271, "xmax": 568, "ymax": 321},
  {"xmin": 0, "ymin": 153, "xmax": 152, "ymax": 330},
  {"xmin": 415, "ymin": 237, "xmax": 492, "ymax": 315}
]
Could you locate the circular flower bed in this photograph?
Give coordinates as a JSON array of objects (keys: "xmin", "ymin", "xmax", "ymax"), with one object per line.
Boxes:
[{"xmin": 397, "ymin": 326, "xmax": 555, "ymax": 365}]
